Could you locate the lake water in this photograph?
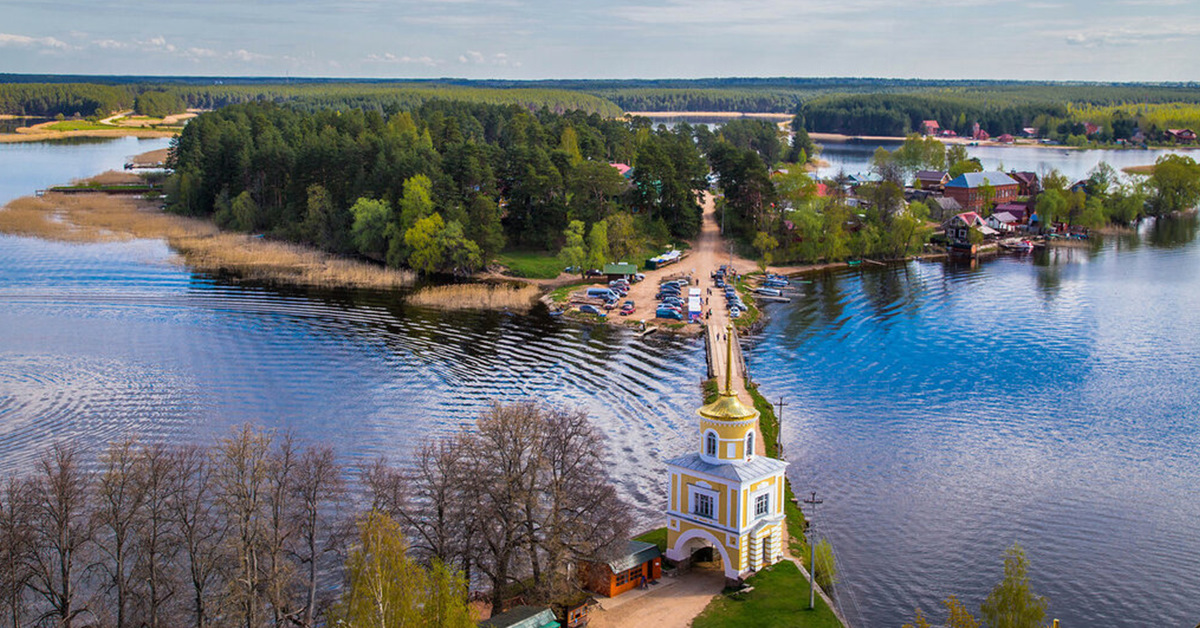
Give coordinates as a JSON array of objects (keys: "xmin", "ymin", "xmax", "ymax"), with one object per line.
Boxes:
[
  {"xmin": 2, "ymin": 138, "xmax": 1198, "ymax": 627},
  {"xmin": 814, "ymin": 138, "xmax": 1199, "ymax": 183}
]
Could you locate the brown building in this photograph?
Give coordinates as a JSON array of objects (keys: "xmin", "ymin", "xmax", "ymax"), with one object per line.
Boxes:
[
  {"xmin": 914, "ymin": 170, "xmax": 949, "ymax": 192},
  {"xmin": 578, "ymin": 540, "xmax": 662, "ymax": 598},
  {"xmin": 1008, "ymin": 171, "xmax": 1040, "ymax": 196},
  {"xmin": 943, "ymin": 171, "xmax": 1020, "ymax": 212}
]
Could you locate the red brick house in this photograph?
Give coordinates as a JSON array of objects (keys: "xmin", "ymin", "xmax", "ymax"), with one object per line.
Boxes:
[{"xmin": 943, "ymin": 171, "xmax": 1020, "ymax": 212}]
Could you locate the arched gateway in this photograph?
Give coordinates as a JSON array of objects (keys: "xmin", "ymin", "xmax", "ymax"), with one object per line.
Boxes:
[{"xmin": 664, "ymin": 327, "xmax": 789, "ymax": 582}]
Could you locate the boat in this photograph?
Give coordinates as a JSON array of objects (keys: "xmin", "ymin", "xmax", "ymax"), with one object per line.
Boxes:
[
  {"xmin": 999, "ymin": 239, "xmax": 1035, "ymax": 252},
  {"xmin": 753, "ymin": 287, "xmax": 782, "ymax": 297}
]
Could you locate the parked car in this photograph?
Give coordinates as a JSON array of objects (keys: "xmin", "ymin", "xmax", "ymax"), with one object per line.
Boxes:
[
  {"xmin": 656, "ymin": 308, "xmax": 683, "ymax": 320},
  {"xmin": 578, "ymin": 304, "xmax": 605, "ymax": 316},
  {"xmin": 632, "ymin": 273, "xmax": 645, "ymax": 283},
  {"xmin": 620, "ymin": 301, "xmax": 636, "ymax": 315},
  {"xmin": 585, "ymin": 269, "xmax": 604, "ymax": 278}
]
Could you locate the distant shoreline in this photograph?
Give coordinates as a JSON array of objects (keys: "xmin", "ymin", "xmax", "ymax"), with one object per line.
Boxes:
[{"xmin": 627, "ymin": 111, "xmax": 793, "ymax": 121}]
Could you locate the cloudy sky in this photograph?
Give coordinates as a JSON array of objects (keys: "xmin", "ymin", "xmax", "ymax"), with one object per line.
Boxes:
[{"xmin": 1, "ymin": 0, "xmax": 1197, "ymax": 81}]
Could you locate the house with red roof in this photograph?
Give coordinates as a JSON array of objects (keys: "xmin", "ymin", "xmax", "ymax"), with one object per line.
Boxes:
[
  {"xmin": 1166, "ymin": 129, "xmax": 1197, "ymax": 143},
  {"xmin": 942, "ymin": 211, "xmax": 997, "ymax": 242},
  {"xmin": 921, "ymin": 120, "xmax": 940, "ymax": 136}
]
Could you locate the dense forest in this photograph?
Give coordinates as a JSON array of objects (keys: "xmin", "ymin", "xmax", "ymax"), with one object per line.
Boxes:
[
  {"xmin": 0, "ymin": 83, "xmax": 135, "ymax": 117},
  {"xmin": 167, "ymin": 100, "xmax": 707, "ymax": 274}
]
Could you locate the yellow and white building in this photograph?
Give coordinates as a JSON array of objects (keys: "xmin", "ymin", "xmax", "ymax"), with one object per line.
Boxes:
[{"xmin": 664, "ymin": 332, "xmax": 789, "ymax": 581}]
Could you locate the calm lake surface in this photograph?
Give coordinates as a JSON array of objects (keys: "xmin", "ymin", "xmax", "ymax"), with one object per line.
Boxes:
[{"xmin": 2, "ymin": 138, "xmax": 1198, "ymax": 627}]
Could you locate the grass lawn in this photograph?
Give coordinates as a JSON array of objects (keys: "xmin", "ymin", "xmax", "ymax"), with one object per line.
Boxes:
[
  {"xmin": 45, "ymin": 120, "xmax": 115, "ymax": 132},
  {"xmin": 633, "ymin": 527, "xmax": 668, "ymax": 553},
  {"xmin": 496, "ymin": 250, "xmax": 565, "ymax": 279},
  {"xmin": 692, "ymin": 560, "xmax": 842, "ymax": 628}
]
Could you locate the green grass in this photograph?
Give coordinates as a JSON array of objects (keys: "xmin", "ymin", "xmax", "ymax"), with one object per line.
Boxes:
[
  {"xmin": 548, "ymin": 283, "xmax": 580, "ymax": 304},
  {"xmin": 702, "ymin": 378, "xmax": 719, "ymax": 403},
  {"xmin": 496, "ymin": 250, "xmax": 565, "ymax": 279},
  {"xmin": 45, "ymin": 120, "xmax": 115, "ymax": 132},
  {"xmin": 633, "ymin": 527, "xmax": 668, "ymax": 553},
  {"xmin": 692, "ymin": 561, "xmax": 842, "ymax": 628}
]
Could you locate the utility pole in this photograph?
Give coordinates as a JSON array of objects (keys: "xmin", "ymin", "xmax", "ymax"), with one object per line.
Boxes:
[
  {"xmin": 802, "ymin": 491, "xmax": 823, "ymax": 610},
  {"xmin": 774, "ymin": 396, "xmax": 788, "ymax": 458}
]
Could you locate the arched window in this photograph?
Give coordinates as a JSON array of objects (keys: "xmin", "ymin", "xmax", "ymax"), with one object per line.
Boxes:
[
  {"xmin": 705, "ymin": 432, "xmax": 717, "ymax": 457},
  {"xmin": 745, "ymin": 432, "xmax": 755, "ymax": 458}
]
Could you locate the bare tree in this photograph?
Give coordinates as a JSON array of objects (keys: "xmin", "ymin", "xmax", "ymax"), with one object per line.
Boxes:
[
  {"xmin": 0, "ymin": 476, "xmax": 37, "ymax": 628},
  {"xmin": 170, "ymin": 445, "xmax": 226, "ymax": 628},
  {"xmin": 463, "ymin": 402, "xmax": 544, "ymax": 612},
  {"xmin": 94, "ymin": 439, "xmax": 148, "ymax": 628},
  {"xmin": 28, "ymin": 444, "xmax": 94, "ymax": 628},
  {"xmin": 360, "ymin": 458, "xmax": 405, "ymax": 519},
  {"xmin": 399, "ymin": 438, "xmax": 469, "ymax": 567},
  {"xmin": 263, "ymin": 433, "xmax": 299, "ymax": 627},
  {"xmin": 214, "ymin": 425, "xmax": 273, "ymax": 628},
  {"xmin": 538, "ymin": 408, "xmax": 630, "ymax": 598},
  {"xmin": 133, "ymin": 443, "xmax": 183, "ymax": 628},
  {"xmin": 290, "ymin": 445, "xmax": 344, "ymax": 628}
]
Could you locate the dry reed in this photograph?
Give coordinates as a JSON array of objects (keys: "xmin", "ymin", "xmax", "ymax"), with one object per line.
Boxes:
[
  {"xmin": 73, "ymin": 170, "xmax": 144, "ymax": 186},
  {"xmin": 0, "ymin": 192, "xmax": 415, "ymax": 290},
  {"xmin": 408, "ymin": 283, "xmax": 540, "ymax": 312}
]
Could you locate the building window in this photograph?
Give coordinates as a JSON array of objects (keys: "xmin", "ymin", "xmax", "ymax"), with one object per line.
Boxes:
[
  {"xmin": 745, "ymin": 432, "xmax": 754, "ymax": 457},
  {"xmin": 755, "ymin": 493, "xmax": 769, "ymax": 518},
  {"xmin": 705, "ymin": 432, "xmax": 717, "ymax": 457},
  {"xmin": 694, "ymin": 492, "xmax": 714, "ymax": 519}
]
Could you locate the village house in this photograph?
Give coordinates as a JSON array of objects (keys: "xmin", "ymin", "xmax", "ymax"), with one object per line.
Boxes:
[
  {"xmin": 943, "ymin": 211, "xmax": 998, "ymax": 242},
  {"xmin": 664, "ymin": 331, "xmax": 788, "ymax": 584},
  {"xmin": 914, "ymin": 170, "xmax": 949, "ymax": 192},
  {"xmin": 995, "ymin": 134, "xmax": 1015, "ymax": 144},
  {"xmin": 1166, "ymin": 129, "xmax": 1197, "ymax": 143},
  {"xmin": 986, "ymin": 211, "xmax": 1020, "ymax": 232},
  {"xmin": 993, "ymin": 201, "xmax": 1029, "ymax": 224},
  {"xmin": 1008, "ymin": 171, "xmax": 1040, "ymax": 196},
  {"xmin": 1083, "ymin": 122, "xmax": 1101, "ymax": 136},
  {"xmin": 921, "ymin": 120, "xmax": 940, "ymax": 136},
  {"xmin": 943, "ymin": 171, "xmax": 1020, "ymax": 212},
  {"xmin": 579, "ymin": 540, "xmax": 663, "ymax": 598},
  {"xmin": 930, "ymin": 195, "xmax": 963, "ymax": 221}
]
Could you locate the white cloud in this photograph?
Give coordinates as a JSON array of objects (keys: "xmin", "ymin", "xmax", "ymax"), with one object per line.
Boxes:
[
  {"xmin": 1058, "ymin": 18, "xmax": 1200, "ymax": 48},
  {"xmin": 0, "ymin": 32, "xmax": 71, "ymax": 50},
  {"xmin": 365, "ymin": 52, "xmax": 440, "ymax": 66}
]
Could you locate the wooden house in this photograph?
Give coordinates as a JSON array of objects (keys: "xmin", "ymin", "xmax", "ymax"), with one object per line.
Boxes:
[
  {"xmin": 914, "ymin": 170, "xmax": 949, "ymax": 192},
  {"xmin": 479, "ymin": 605, "xmax": 560, "ymax": 628},
  {"xmin": 579, "ymin": 540, "xmax": 662, "ymax": 598},
  {"xmin": 603, "ymin": 262, "xmax": 638, "ymax": 282},
  {"xmin": 921, "ymin": 120, "xmax": 940, "ymax": 136},
  {"xmin": 943, "ymin": 211, "xmax": 997, "ymax": 242},
  {"xmin": 1166, "ymin": 129, "xmax": 1197, "ymax": 143},
  {"xmin": 1008, "ymin": 171, "xmax": 1040, "ymax": 196}
]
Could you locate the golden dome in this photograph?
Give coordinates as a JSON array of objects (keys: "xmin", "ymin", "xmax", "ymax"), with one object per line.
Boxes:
[{"xmin": 698, "ymin": 391, "xmax": 757, "ymax": 422}]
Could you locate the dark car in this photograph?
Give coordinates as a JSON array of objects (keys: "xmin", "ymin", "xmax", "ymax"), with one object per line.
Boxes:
[{"xmin": 578, "ymin": 304, "xmax": 606, "ymax": 316}]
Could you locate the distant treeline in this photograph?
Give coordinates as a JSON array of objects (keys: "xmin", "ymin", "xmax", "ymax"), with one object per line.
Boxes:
[
  {"xmin": 800, "ymin": 86, "xmax": 1200, "ymax": 137},
  {"xmin": 167, "ymin": 100, "xmax": 707, "ymax": 274},
  {"xmin": 0, "ymin": 82, "xmax": 623, "ymax": 119}
]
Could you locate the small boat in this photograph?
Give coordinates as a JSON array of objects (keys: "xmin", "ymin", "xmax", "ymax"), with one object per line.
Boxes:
[
  {"xmin": 753, "ymin": 287, "xmax": 782, "ymax": 297},
  {"xmin": 1000, "ymin": 239, "xmax": 1035, "ymax": 252},
  {"xmin": 548, "ymin": 309, "xmax": 564, "ymax": 317}
]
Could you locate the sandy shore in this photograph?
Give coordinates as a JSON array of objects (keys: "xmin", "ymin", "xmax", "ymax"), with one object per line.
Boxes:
[{"xmin": 0, "ymin": 127, "xmax": 176, "ymax": 143}]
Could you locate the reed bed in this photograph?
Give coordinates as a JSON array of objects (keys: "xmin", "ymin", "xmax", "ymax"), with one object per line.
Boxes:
[
  {"xmin": 0, "ymin": 192, "xmax": 415, "ymax": 290},
  {"xmin": 74, "ymin": 170, "xmax": 144, "ymax": 186},
  {"xmin": 408, "ymin": 282, "xmax": 540, "ymax": 312}
]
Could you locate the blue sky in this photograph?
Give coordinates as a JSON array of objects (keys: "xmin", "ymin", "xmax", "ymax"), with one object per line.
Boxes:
[{"xmin": 1, "ymin": 0, "xmax": 1197, "ymax": 80}]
